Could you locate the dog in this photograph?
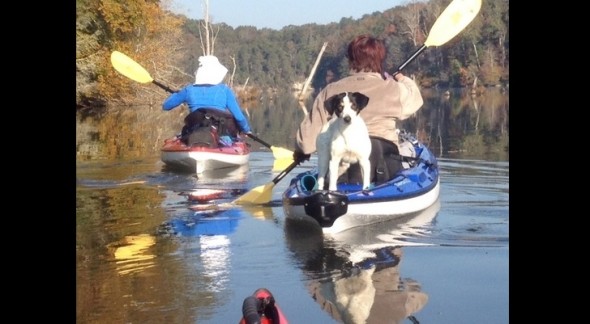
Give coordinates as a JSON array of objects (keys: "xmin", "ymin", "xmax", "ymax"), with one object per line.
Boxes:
[{"xmin": 316, "ymin": 91, "xmax": 371, "ymax": 191}]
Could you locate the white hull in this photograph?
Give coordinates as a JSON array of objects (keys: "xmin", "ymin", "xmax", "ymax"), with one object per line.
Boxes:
[
  {"xmin": 161, "ymin": 151, "xmax": 249, "ymax": 174},
  {"xmin": 284, "ymin": 179, "xmax": 440, "ymax": 234}
]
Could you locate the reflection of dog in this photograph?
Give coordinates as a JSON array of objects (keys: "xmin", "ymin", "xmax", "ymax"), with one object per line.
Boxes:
[{"xmin": 316, "ymin": 92, "xmax": 371, "ymax": 191}]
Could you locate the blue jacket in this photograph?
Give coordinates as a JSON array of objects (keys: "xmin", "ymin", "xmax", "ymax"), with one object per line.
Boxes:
[{"xmin": 162, "ymin": 84, "xmax": 251, "ymax": 133}]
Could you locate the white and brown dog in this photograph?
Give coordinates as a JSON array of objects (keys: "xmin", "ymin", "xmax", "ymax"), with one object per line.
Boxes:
[{"xmin": 316, "ymin": 92, "xmax": 371, "ymax": 191}]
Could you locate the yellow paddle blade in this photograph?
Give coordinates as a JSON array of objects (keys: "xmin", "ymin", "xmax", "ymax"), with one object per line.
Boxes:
[
  {"xmin": 272, "ymin": 158, "xmax": 294, "ymax": 171},
  {"xmin": 425, "ymin": 0, "xmax": 482, "ymax": 47},
  {"xmin": 111, "ymin": 51, "xmax": 154, "ymax": 84},
  {"xmin": 233, "ymin": 182, "xmax": 276, "ymax": 205},
  {"xmin": 271, "ymin": 146, "xmax": 294, "ymax": 160}
]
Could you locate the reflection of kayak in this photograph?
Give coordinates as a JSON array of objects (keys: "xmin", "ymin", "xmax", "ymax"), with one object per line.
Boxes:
[
  {"xmin": 282, "ymin": 131, "xmax": 440, "ymax": 234},
  {"xmin": 164, "ymin": 209, "xmax": 242, "ymax": 236},
  {"xmin": 161, "ymin": 136, "xmax": 250, "ymax": 174},
  {"xmin": 240, "ymin": 288, "xmax": 289, "ymax": 324},
  {"xmin": 185, "ymin": 189, "xmax": 229, "ymax": 203},
  {"xmin": 330, "ymin": 198, "xmax": 441, "ymax": 249},
  {"xmin": 284, "ymin": 201, "xmax": 438, "ymax": 324},
  {"xmin": 307, "ymin": 247, "xmax": 428, "ymax": 324},
  {"xmin": 284, "ymin": 197, "xmax": 442, "ymax": 271}
]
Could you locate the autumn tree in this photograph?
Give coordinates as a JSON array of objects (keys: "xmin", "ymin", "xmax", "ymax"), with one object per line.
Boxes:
[{"xmin": 76, "ymin": 0, "xmax": 185, "ymax": 110}]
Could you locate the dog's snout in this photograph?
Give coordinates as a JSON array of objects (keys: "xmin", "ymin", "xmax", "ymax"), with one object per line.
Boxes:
[{"xmin": 343, "ymin": 115, "xmax": 351, "ymax": 123}]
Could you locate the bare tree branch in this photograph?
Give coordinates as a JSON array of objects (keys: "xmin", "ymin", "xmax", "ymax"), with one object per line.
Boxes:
[
  {"xmin": 299, "ymin": 42, "xmax": 328, "ymax": 102},
  {"xmin": 229, "ymin": 56, "xmax": 237, "ymax": 87}
]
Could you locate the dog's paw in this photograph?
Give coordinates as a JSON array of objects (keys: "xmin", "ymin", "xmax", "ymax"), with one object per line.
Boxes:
[{"xmin": 361, "ymin": 184, "xmax": 374, "ymax": 195}]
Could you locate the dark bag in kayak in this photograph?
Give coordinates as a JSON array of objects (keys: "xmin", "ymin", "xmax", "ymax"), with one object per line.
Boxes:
[
  {"xmin": 181, "ymin": 108, "xmax": 239, "ymax": 146},
  {"xmin": 185, "ymin": 127, "xmax": 219, "ymax": 148},
  {"xmin": 334, "ymin": 136, "xmax": 402, "ymax": 187}
]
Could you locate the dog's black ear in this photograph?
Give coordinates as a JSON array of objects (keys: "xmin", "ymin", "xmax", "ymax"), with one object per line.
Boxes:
[
  {"xmin": 324, "ymin": 93, "xmax": 343, "ymax": 115},
  {"xmin": 350, "ymin": 92, "xmax": 370, "ymax": 110}
]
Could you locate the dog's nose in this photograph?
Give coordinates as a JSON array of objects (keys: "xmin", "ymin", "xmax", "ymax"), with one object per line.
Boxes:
[{"xmin": 343, "ymin": 115, "xmax": 351, "ymax": 123}]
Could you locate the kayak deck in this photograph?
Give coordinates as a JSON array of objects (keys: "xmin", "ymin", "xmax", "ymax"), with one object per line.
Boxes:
[{"xmin": 282, "ymin": 133, "xmax": 440, "ymax": 234}]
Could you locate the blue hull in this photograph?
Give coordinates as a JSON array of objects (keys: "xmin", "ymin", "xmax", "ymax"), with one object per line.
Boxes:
[{"xmin": 282, "ymin": 136, "xmax": 440, "ymax": 234}]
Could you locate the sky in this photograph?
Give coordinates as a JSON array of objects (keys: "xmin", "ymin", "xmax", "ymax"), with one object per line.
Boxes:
[{"xmin": 168, "ymin": 0, "xmax": 407, "ymax": 30}]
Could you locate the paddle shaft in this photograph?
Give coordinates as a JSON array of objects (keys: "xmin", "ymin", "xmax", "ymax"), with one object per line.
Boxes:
[
  {"xmin": 153, "ymin": 80, "xmax": 176, "ymax": 93},
  {"xmin": 246, "ymin": 133, "xmax": 273, "ymax": 149},
  {"xmin": 272, "ymin": 160, "xmax": 300, "ymax": 185},
  {"xmin": 392, "ymin": 45, "xmax": 427, "ymax": 77},
  {"xmin": 390, "ymin": 0, "xmax": 481, "ymax": 78},
  {"xmin": 232, "ymin": 154, "xmax": 300, "ymax": 205}
]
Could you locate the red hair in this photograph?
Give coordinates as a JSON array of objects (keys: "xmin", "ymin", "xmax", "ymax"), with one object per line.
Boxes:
[{"xmin": 346, "ymin": 35, "xmax": 386, "ymax": 74}]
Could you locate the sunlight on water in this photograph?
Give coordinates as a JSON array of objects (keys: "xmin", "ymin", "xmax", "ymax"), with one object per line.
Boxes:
[{"xmin": 199, "ymin": 235, "xmax": 231, "ymax": 293}]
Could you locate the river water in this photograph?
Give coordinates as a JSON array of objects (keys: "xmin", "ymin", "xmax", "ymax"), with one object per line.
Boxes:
[{"xmin": 76, "ymin": 151, "xmax": 508, "ymax": 323}]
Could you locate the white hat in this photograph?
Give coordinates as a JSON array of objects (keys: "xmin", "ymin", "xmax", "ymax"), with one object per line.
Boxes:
[{"xmin": 194, "ymin": 55, "xmax": 228, "ymax": 85}]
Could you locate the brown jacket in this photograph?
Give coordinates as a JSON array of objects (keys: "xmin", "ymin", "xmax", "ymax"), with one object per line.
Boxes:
[{"xmin": 296, "ymin": 72, "xmax": 423, "ymax": 154}]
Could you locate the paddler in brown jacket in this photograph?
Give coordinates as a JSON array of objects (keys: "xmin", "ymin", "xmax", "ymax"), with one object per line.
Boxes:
[{"xmin": 294, "ymin": 34, "xmax": 424, "ymax": 185}]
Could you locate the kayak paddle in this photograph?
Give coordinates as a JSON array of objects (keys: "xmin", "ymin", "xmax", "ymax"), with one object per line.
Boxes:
[
  {"xmin": 272, "ymin": 158, "xmax": 294, "ymax": 172},
  {"xmin": 110, "ymin": 50, "xmax": 293, "ymax": 160},
  {"xmin": 234, "ymin": 0, "xmax": 481, "ymax": 205},
  {"xmin": 246, "ymin": 133, "xmax": 294, "ymax": 161},
  {"xmin": 110, "ymin": 51, "xmax": 177, "ymax": 93},
  {"xmin": 233, "ymin": 159, "xmax": 300, "ymax": 205},
  {"xmin": 391, "ymin": 0, "xmax": 482, "ymax": 77}
]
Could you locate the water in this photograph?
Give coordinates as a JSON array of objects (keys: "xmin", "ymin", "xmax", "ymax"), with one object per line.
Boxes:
[{"xmin": 76, "ymin": 152, "xmax": 508, "ymax": 323}]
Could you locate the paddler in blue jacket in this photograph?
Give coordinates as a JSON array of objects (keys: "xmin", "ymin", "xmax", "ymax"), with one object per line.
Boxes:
[{"xmin": 162, "ymin": 55, "xmax": 252, "ymax": 145}]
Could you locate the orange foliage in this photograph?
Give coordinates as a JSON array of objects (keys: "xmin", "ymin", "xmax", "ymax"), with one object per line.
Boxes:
[{"xmin": 96, "ymin": 0, "xmax": 185, "ymax": 107}]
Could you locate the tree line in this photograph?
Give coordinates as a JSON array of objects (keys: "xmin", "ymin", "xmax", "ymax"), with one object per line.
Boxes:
[{"xmin": 76, "ymin": 0, "xmax": 508, "ymax": 117}]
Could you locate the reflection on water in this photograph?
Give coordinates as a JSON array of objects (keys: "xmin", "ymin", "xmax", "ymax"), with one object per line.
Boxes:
[
  {"xmin": 158, "ymin": 207, "xmax": 244, "ymax": 294},
  {"xmin": 284, "ymin": 199, "xmax": 441, "ymax": 323},
  {"xmin": 329, "ymin": 199, "xmax": 442, "ymax": 250},
  {"xmin": 156, "ymin": 180, "xmax": 247, "ymax": 294},
  {"xmin": 109, "ymin": 234, "xmax": 157, "ymax": 275},
  {"xmin": 198, "ymin": 235, "xmax": 231, "ymax": 293},
  {"xmin": 76, "ymin": 103, "xmax": 508, "ymax": 323},
  {"xmin": 76, "ymin": 158, "xmax": 260, "ymax": 323},
  {"xmin": 157, "ymin": 163, "xmax": 251, "ymax": 193},
  {"xmin": 76, "ymin": 88, "xmax": 508, "ymax": 162},
  {"xmin": 153, "ymin": 179, "xmax": 281, "ymax": 299},
  {"xmin": 77, "ymin": 153, "xmax": 508, "ymax": 324},
  {"xmin": 307, "ymin": 247, "xmax": 427, "ymax": 324},
  {"xmin": 240, "ymin": 205, "xmax": 276, "ymax": 220},
  {"xmin": 162, "ymin": 163, "xmax": 250, "ymax": 183},
  {"xmin": 160, "ymin": 208, "xmax": 242, "ymax": 237}
]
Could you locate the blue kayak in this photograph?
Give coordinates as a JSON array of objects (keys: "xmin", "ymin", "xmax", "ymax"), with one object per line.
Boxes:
[{"xmin": 282, "ymin": 132, "xmax": 440, "ymax": 234}]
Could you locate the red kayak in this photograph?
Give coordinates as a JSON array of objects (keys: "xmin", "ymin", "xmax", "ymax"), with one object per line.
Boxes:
[
  {"xmin": 239, "ymin": 288, "xmax": 289, "ymax": 324},
  {"xmin": 161, "ymin": 136, "xmax": 250, "ymax": 174}
]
